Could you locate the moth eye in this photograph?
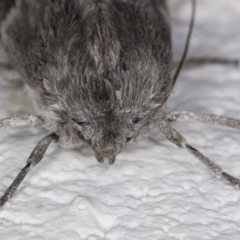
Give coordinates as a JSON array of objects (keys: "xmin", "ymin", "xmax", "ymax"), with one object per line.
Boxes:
[
  {"xmin": 126, "ymin": 137, "xmax": 133, "ymax": 142},
  {"xmin": 132, "ymin": 117, "xmax": 141, "ymax": 124},
  {"xmin": 72, "ymin": 119, "xmax": 88, "ymax": 126},
  {"xmin": 78, "ymin": 122, "xmax": 88, "ymax": 126},
  {"xmin": 122, "ymin": 62, "xmax": 127, "ymax": 72}
]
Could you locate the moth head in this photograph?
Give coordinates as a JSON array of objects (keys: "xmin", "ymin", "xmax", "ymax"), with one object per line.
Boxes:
[
  {"xmin": 40, "ymin": 74, "xmax": 161, "ymax": 164},
  {"xmin": 70, "ymin": 110, "xmax": 154, "ymax": 165}
]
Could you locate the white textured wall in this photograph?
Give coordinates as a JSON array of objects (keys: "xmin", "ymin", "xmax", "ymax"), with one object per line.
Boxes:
[{"xmin": 0, "ymin": 0, "xmax": 240, "ymax": 239}]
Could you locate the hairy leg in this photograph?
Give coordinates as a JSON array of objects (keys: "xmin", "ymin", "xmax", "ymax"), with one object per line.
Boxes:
[
  {"xmin": 159, "ymin": 120, "xmax": 240, "ymax": 188},
  {"xmin": 0, "ymin": 133, "xmax": 58, "ymax": 207},
  {"xmin": 0, "ymin": 115, "xmax": 44, "ymax": 128},
  {"xmin": 166, "ymin": 111, "xmax": 240, "ymax": 130}
]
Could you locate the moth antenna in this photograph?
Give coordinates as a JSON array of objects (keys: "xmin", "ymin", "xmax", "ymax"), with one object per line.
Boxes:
[
  {"xmin": 0, "ymin": 133, "xmax": 58, "ymax": 207},
  {"xmin": 167, "ymin": 111, "xmax": 240, "ymax": 130},
  {"xmin": 0, "ymin": 115, "xmax": 44, "ymax": 128},
  {"xmin": 150, "ymin": 0, "xmax": 196, "ymax": 105},
  {"xmin": 159, "ymin": 120, "xmax": 240, "ymax": 188},
  {"xmin": 172, "ymin": 0, "xmax": 196, "ymax": 87}
]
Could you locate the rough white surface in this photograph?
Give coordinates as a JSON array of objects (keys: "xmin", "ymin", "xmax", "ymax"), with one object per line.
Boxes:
[{"xmin": 0, "ymin": 0, "xmax": 240, "ymax": 239}]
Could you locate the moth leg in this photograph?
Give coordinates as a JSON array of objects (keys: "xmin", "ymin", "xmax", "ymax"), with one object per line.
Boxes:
[
  {"xmin": 0, "ymin": 133, "xmax": 58, "ymax": 207},
  {"xmin": 159, "ymin": 120, "xmax": 240, "ymax": 188},
  {"xmin": 0, "ymin": 115, "xmax": 44, "ymax": 128},
  {"xmin": 172, "ymin": 58, "xmax": 239, "ymax": 69},
  {"xmin": 0, "ymin": 62, "xmax": 21, "ymax": 81},
  {"xmin": 167, "ymin": 111, "xmax": 240, "ymax": 130}
]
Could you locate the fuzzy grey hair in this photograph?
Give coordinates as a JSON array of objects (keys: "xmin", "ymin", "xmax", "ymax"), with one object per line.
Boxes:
[
  {"xmin": 1, "ymin": 0, "xmax": 172, "ymax": 163},
  {"xmin": 1, "ymin": 0, "xmax": 240, "ymax": 208}
]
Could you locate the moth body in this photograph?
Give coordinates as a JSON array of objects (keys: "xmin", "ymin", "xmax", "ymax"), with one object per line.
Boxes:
[{"xmin": 0, "ymin": 0, "xmax": 172, "ymax": 163}]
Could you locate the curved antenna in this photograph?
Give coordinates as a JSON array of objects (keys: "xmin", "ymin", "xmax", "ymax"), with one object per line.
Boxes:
[
  {"xmin": 150, "ymin": 0, "xmax": 196, "ymax": 107},
  {"xmin": 172, "ymin": 0, "xmax": 196, "ymax": 88}
]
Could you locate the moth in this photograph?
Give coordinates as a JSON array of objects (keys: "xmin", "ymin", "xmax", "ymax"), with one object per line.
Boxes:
[{"xmin": 0, "ymin": 0, "xmax": 240, "ymax": 208}]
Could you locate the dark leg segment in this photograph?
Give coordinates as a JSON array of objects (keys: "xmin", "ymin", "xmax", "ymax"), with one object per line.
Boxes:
[
  {"xmin": 186, "ymin": 145, "xmax": 240, "ymax": 188},
  {"xmin": 0, "ymin": 133, "xmax": 58, "ymax": 207},
  {"xmin": 159, "ymin": 120, "xmax": 240, "ymax": 188}
]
